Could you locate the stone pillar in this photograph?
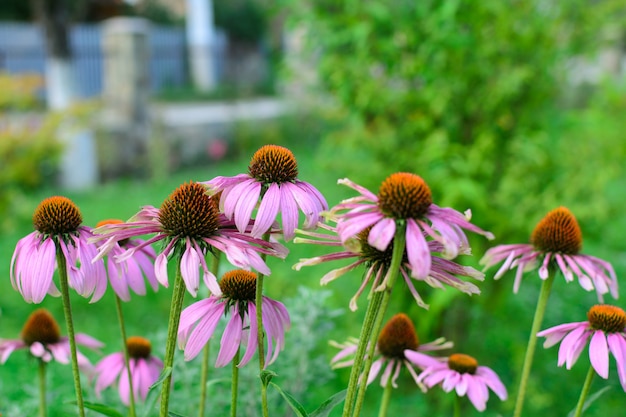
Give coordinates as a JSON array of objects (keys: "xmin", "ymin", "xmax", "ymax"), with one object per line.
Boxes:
[
  {"xmin": 100, "ymin": 17, "xmax": 150, "ymax": 179},
  {"xmin": 186, "ymin": 0, "xmax": 217, "ymax": 92}
]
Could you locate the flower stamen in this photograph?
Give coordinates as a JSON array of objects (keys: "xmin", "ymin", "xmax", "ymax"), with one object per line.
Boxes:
[
  {"xmin": 126, "ymin": 336, "xmax": 152, "ymax": 359},
  {"xmin": 32, "ymin": 196, "xmax": 82, "ymax": 235},
  {"xmin": 377, "ymin": 173, "xmax": 432, "ymax": 219},
  {"xmin": 377, "ymin": 313, "xmax": 419, "ymax": 359},
  {"xmin": 588, "ymin": 305, "xmax": 626, "ymax": 333},
  {"xmin": 159, "ymin": 182, "xmax": 220, "ymax": 239},
  {"xmin": 248, "ymin": 145, "xmax": 298, "ymax": 184},
  {"xmin": 21, "ymin": 309, "xmax": 61, "ymax": 346},
  {"xmin": 219, "ymin": 270, "xmax": 257, "ymax": 301},
  {"xmin": 530, "ymin": 207, "xmax": 582, "ymax": 254},
  {"xmin": 448, "ymin": 353, "xmax": 478, "ymax": 374}
]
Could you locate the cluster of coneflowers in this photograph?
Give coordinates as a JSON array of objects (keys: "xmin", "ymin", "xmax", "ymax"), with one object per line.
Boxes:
[{"xmin": 1, "ymin": 144, "xmax": 623, "ymax": 417}]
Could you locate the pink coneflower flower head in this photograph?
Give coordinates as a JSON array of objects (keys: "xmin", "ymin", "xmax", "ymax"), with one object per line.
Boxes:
[
  {"xmin": 295, "ymin": 223, "xmax": 484, "ymax": 310},
  {"xmin": 480, "ymin": 207, "xmax": 617, "ymax": 299},
  {"xmin": 332, "ymin": 173, "xmax": 493, "ymax": 281},
  {"xmin": 537, "ymin": 304, "xmax": 626, "ymax": 390},
  {"xmin": 331, "ymin": 313, "xmax": 452, "ymax": 388},
  {"xmin": 94, "ymin": 336, "xmax": 163, "ymax": 405},
  {"xmin": 178, "ymin": 269, "xmax": 290, "ymax": 367},
  {"xmin": 11, "ymin": 196, "xmax": 107, "ymax": 303},
  {"xmin": 0, "ymin": 309, "xmax": 103, "ymax": 368},
  {"xmin": 93, "ymin": 182, "xmax": 287, "ymax": 297},
  {"xmin": 203, "ymin": 144, "xmax": 328, "ymax": 241},
  {"xmin": 405, "ymin": 351, "xmax": 508, "ymax": 412},
  {"xmin": 95, "ymin": 219, "xmax": 159, "ymax": 302}
]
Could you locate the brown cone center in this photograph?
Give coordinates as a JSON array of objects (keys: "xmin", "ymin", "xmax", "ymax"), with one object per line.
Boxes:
[
  {"xmin": 220, "ymin": 270, "xmax": 257, "ymax": 301},
  {"xmin": 448, "ymin": 353, "xmax": 478, "ymax": 374},
  {"xmin": 588, "ymin": 305, "xmax": 626, "ymax": 333},
  {"xmin": 377, "ymin": 173, "xmax": 432, "ymax": 219},
  {"xmin": 21, "ymin": 309, "xmax": 61, "ymax": 346},
  {"xmin": 32, "ymin": 196, "xmax": 82, "ymax": 235},
  {"xmin": 377, "ymin": 313, "xmax": 419, "ymax": 359},
  {"xmin": 248, "ymin": 145, "xmax": 298, "ymax": 184},
  {"xmin": 126, "ymin": 336, "xmax": 152, "ymax": 359},
  {"xmin": 530, "ymin": 207, "xmax": 582, "ymax": 254},
  {"xmin": 159, "ymin": 182, "xmax": 220, "ymax": 239}
]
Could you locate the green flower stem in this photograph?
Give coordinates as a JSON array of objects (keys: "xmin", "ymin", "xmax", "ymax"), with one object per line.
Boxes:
[
  {"xmin": 159, "ymin": 263, "xmax": 187, "ymax": 417},
  {"xmin": 573, "ymin": 365, "xmax": 595, "ymax": 417},
  {"xmin": 377, "ymin": 378, "xmax": 393, "ymax": 417},
  {"xmin": 513, "ymin": 271, "xmax": 555, "ymax": 417},
  {"xmin": 114, "ymin": 295, "xmax": 136, "ymax": 417},
  {"xmin": 351, "ymin": 226, "xmax": 406, "ymax": 417},
  {"xmin": 199, "ymin": 252, "xmax": 221, "ymax": 417},
  {"xmin": 38, "ymin": 359, "xmax": 47, "ymax": 417},
  {"xmin": 257, "ymin": 231, "xmax": 271, "ymax": 417},
  {"xmin": 55, "ymin": 247, "xmax": 85, "ymax": 417},
  {"xmin": 453, "ymin": 394, "xmax": 461, "ymax": 417},
  {"xmin": 230, "ymin": 348, "xmax": 241, "ymax": 417}
]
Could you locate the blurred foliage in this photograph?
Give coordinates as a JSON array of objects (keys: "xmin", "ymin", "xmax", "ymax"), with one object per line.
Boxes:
[{"xmin": 214, "ymin": 0, "xmax": 267, "ymax": 42}]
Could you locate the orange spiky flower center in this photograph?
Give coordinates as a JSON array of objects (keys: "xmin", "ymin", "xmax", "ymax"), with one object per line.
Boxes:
[
  {"xmin": 588, "ymin": 305, "xmax": 626, "ymax": 333},
  {"xmin": 220, "ymin": 270, "xmax": 257, "ymax": 302},
  {"xmin": 248, "ymin": 145, "xmax": 298, "ymax": 184},
  {"xmin": 377, "ymin": 313, "xmax": 419, "ymax": 359},
  {"xmin": 378, "ymin": 173, "xmax": 432, "ymax": 219},
  {"xmin": 448, "ymin": 353, "xmax": 478, "ymax": 374},
  {"xmin": 530, "ymin": 207, "xmax": 582, "ymax": 254},
  {"xmin": 21, "ymin": 309, "xmax": 61, "ymax": 346},
  {"xmin": 32, "ymin": 196, "xmax": 82, "ymax": 235},
  {"xmin": 159, "ymin": 182, "xmax": 220, "ymax": 239},
  {"xmin": 126, "ymin": 336, "xmax": 152, "ymax": 359}
]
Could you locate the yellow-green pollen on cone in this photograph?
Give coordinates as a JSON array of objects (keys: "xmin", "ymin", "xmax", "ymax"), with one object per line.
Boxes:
[
  {"xmin": 377, "ymin": 313, "xmax": 419, "ymax": 359},
  {"xmin": 588, "ymin": 305, "xmax": 626, "ymax": 333},
  {"xmin": 21, "ymin": 309, "xmax": 61, "ymax": 346},
  {"xmin": 159, "ymin": 182, "xmax": 220, "ymax": 239},
  {"xmin": 32, "ymin": 196, "xmax": 82, "ymax": 235},
  {"xmin": 377, "ymin": 173, "xmax": 432, "ymax": 219},
  {"xmin": 248, "ymin": 144, "xmax": 298, "ymax": 184},
  {"xmin": 530, "ymin": 207, "xmax": 582, "ymax": 254},
  {"xmin": 220, "ymin": 270, "xmax": 257, "ymax": 301},
  {"xmin": 448, "ymin": 353, "xmax": 478, "ymax": 374},
  {"xmin": 126, "ymin": 336, "xmax": 152, "ymax": 359}
]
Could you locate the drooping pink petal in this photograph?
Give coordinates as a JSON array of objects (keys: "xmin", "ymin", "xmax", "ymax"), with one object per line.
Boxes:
[
  {"xmin": 406, "ymin": 219, "xmax": 431, "ymax": 280},
  {"xmin": 180, "ymin": 240, "xmax": 201, "ymax": 296},
  {"xmin": 589, "ymin": 331, "xmax": 610, "ymax": 379},
  {"xmin": 252, "ymin": 183, "xmax": 281, "ymax": 237},
  {"xmin": 216, "ymin": 309, "xmax": 243, "ymax": 367},
  {"xmin": 465, "ymin": 377, "xmax": 488, "ymax": 411},
  {"xmin": 367, "ymin": 217, "xmax": 395, "ymax": 252}
]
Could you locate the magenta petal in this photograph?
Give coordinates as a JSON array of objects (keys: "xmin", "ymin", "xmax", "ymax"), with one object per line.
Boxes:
[
  {"xmin": 280, "ymin": 185, "xmax": 299, "ymax": 241},
  {"xmin": 216, "ymin": 311, "xmax": 243, "ymax": 367},
  {"xmin": 406, "ymin": 220, "xmax": 431, "ymax": 280},
  {"xmin": 252, "ymin": 183, "xmax": 281, "ymax": 237},
  {"xmin": 367, "ymin": 218, "xmax": 395, "ymax": 252},
  {"xmin": 234, "ymin": 181, "xmax": 261, "ymax": 233},
  {"xmin": 240, "ymin": 303, "xmax": 258, "ymax": 366},
  {"xmin": 180, "ymin": 243, "xmax": 201, "ymax": 296},
  {"xmin": 589, "ymin": 331, "xmax": 610, "ymax": 379},
  {"xmin": 607, "ymin": 333, "xmax": 626, "ymax": 391}
]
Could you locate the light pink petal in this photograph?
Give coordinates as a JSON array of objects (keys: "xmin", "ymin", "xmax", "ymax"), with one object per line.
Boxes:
[
  {"xmin": 252, "ymin": 183, "xmax": 281, "ymax": 237},
  {"xmin": 30, "ymin": 238, "xmax": 57, "ymax": 304},
  {"xmin": 476, "ymin": 366, "xmax": 508, "ymax": 400},
  {"xmin": 366, "ymin": 358, "xmax": 384, "ymax": 386},
  {"xmin": 406, "ymin": 220, "xmax": 431, "ymax": 280},
  {"xmin": 607, "ymin": 333, "xmax": 626, "ymax": 391},
  {"xmin": 155, "ymin": 253, "xmax": 169, "ymax": 287},
  {"xmin": 538, "ymin": 322, "xmax": 586, "ymax": 348},
  {"xmin": 280, "ymin": 184, "xmax": 300, "ymax": 241},
  {"xmin": 216, "ymin": 311, "xmax": 243, "ymax": 367},
  {"xmin": 589, "ymin": 331, "xmax": 610, "ymax": 379},
  {"xmin": 239, "ymin": 303, "xmax": 258, "ymax": 367},
  {"xmin": 234, "ymin": 181, "xmax": 261, "ymax": 233},
  {"xmin": 180, "ymin": 242, "xmax": 201, "ymax": 297},
  {"xmin": 466, "ymin": 377, "xmax": 488, "ymax": 411}
]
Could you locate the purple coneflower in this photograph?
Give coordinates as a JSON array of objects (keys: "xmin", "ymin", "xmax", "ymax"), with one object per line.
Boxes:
[
  {"xmin": 295, "ymin": 223, "xmax": 484, "ymax": 310},
  {"xmin": 92, "ymin": 182, "xmax": 287, "ymax": 297},
  {"xmin": 537, "ymin": 304, "xmax": 626, "ymax": 390},
  {"xmin": 94, "ymin": 336, "xmax": 163, "ymax": 405},
  {"xmin": 0, "ymin": 309, "xmax": 102, "ymax": 368},
  {"xmin": 331, "ymin": 313, "xmax": 451, "ymax": 388},
  {"xmin": 480, "ymin": 207, "xmax": 617, "ymax": 299},
  {"xmin": 203, "ymin": 144, "xmax": 328, "ymax": 241},
  {"xmin": 178, "ymin": 269, "xmax": 290, "ymax": 367},
  {"xmin": 11, "ymin": 196, "xmax": 107, "ymax": 303},
  {"xmin": 331, "ymin": 173, "xmax": 493, "ymax": 281},
  {"xmin": 95, "ymin": 219, "xmax": 159, "ymax": 301},
  {"xmin": 405, "ymin": 351, "xmax": 508, "ymax": 412}
]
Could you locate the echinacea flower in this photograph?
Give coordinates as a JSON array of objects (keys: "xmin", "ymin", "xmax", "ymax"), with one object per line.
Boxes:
[
  {"xmin": 95, "ymin": 219, "xmax": 159, "ymax": 301},
  {"xmin": 537, "ymin": 304, "xmax": 626, "ymax": 390},
  {"xmin": 93, "ymin": 182, "xmax": 287, "ymax": 297},
  {"xmin": 480, "ymin": 207, "xmax": 617, "ymax": 299},
  {"xmin": 331, "ymin": 313, "xmax": 451, "ymax": 388},
  {"xmin": 178, "ymin": 269, "xmax": 290, "ymax": 367},
  {"xmin": 405, "ymin": 351, "xmax": 508, "ymax": 412},
  {"xmin": 0, "ymin": 309, "xmax": 102, "ymax": 368},
  {"xmin": 331, "ymin": 173, "xmax": 494, "ymax": 282},
  {"xmin": 10, "ymin": 196, "xmax": 107, "ymax": 303},
  {"xmin": 295, "ymin": 223, "xmax": 484, "ymax": 310},
  {"xmin": 94, "ymin": 336, "xmax": 163, "ymax": 405},
  {"xmin": 203, "ymin": 144, "xmax": 328, "ymax": 241}
]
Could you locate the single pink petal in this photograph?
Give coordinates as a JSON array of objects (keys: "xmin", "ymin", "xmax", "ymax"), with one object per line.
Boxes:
[
  {"xmin": 180, "ymin": 242, "xmax": 201, "ymax": 296},
  {"xmin": 252, "ymin": 183, "xmax": 281, "ymax": 237},
  {"xmin": 465, "ymin": 377, "xmax": 488, "ymax": 411},
  {"xmin": 589, "ymin": 331, "xmax": 610, "ymax": 379},
  {"xmin": 239, "ymin": 303, "xmax": 258, "ymax": 367},
  {"xmin": 367, "ymin": 217, "xmax": 395, "ymax": 252},
  {"xmin": 406, "ymin": 220, "xmax": 431, "ymax": 280},
  {"xmin": 607, "ymin": 333, "xmax": 626, "ymax": 391},
  {"xmin": 234, "ymin": 181, "xmax": 261, "ymax": 233},
  {"xmin": 216, "ymin": 311, "xmax": 243, "ymax": 367},
  {"xmin": 366, "ymin": 358, "xmax": 384, "ymax": 386}
]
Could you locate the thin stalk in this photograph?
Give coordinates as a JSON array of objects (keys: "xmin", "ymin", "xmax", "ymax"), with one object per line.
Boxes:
[
  {"xmin": 230, "ymin": 348, "xmax": 241, "ymax": 417},
  {"xmin": 377, "ymin": 378, "xmax": 393, "ymax": 417},
  {"xmin": 513, "ymin": 271, "xmax": 555, "ymax": 417},
  {"xmin": 351, "ymin": 227, "xmax": 406, "ymax": 417},
  {"xmin": 159, "ymin": 262, "xmax": 187, "ymax": 417},
  {"xmin": 199, "ymin": 252, "xmax": 221, "ymax": 417},
  {"xmin": 573, "ymin": 365, "xmax": 595, "ymax": 417},
  {"xmin": 56, "ymin": 247, "xmax": 85, "ymax": 417},
  {"xmin": 114, "ymin": 295, "xmax": 136, "ymax": 417},
  {"xmin": 453, "ymin": 394, "xmax": 461, "ymax": 417},
  {"xmin": 256, "ymin": 231, "xmax": 271, "ymax": 417},
  {"xmin": 38, "ymin": 360, "xmax": 47, "ymax": 417}
]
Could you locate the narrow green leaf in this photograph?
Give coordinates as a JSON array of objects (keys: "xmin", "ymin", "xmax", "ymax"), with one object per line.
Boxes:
[
  {"xmin": 168, "ymin": 412, "xmax": 188, "ymax": 417},
  {"xmin": 567, "ymin": 386, "xmax": 611, "ymax": 417},
  {"xmin": 149, "ymin": 366, "xmax": 173, "ymax": 391},
  {"xmin": 77, "ymin": 401, "xmax": 125, "ymax": 417},
  {"xmin": 269, "ymin": 382, "xmax": 308, "ymax": 417},
  {"xmin": 309, "ymin": 389, "xmax": 347, "ymax": 417},
  {"xmin": 260, "ymin": 369, "xmax": 277, "ymax": 387}
]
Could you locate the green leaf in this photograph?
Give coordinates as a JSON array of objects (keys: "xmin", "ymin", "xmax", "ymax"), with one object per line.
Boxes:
[
  {"xmin": 168, "ymin": 412, "xmax": 188, "ymax": 417},
  {"xmin": 567, "ymin": 386, "xmax": 612, "ymax": 417},
  {"xmin": 269, "ymin": 382, "xmax": 308, "ymax": 417},
  {"xmin": 260, "ymin": 369, "xmax": 277, "ymax": 387},
  {"xmin": 79, "ymin": 402, "xmax": 125, "ymax": 417},
  {"xmin": 149, "ymin": 366, "xmax": 173, "ymax": 391},
  {"xmin": 310, "ymin": 389, "xmax": 347, "ymax": 417}
]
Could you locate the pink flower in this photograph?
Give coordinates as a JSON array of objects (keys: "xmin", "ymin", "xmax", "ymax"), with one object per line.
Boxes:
[
  {"xmin": 331, "ymin": 313, "xmax": 451, "ymax": 388},
  {"xmin": 406, "ymin": 351, "xmax": 508, "ymax": 412},
  {"xmin": 294, "ymin": 222, "xmax": 484, "ymax": 310},
  {"xmin": 94, "ymin": 336, "xmax": 163, "ymax": 405},
  {"xmin": 178, "ymin": 270, "xmax": 290, "ymax": 367},
  {"xmin": 537, "ymin": 304, "xmax": 626, "ymax": 390},
  {"xmin": 203, "ymin": 145, "xmax": 328, "ymax": 241},
  {"xmin": 10, "ymin": 196, "xmax": 107, "ymax": 303},
  {"xmin": 0, "ymin": 309, "xmax": 102, "ymax": 370},
  {"xmin": 480, "ymin": 207, "xmax": 617, "ymax": 299},
  {"xmin": 331, "ymin": 174, "xmax": 493, "ymax": 281},
  {"xmin": 92, "ymin": 182, "xmax": 287, "ymax": 297}
]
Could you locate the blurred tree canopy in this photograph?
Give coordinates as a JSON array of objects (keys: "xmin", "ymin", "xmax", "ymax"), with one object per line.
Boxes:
[{"xmin": 285, "ymin": 0, "xmax": 626, "ymax": 246}]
